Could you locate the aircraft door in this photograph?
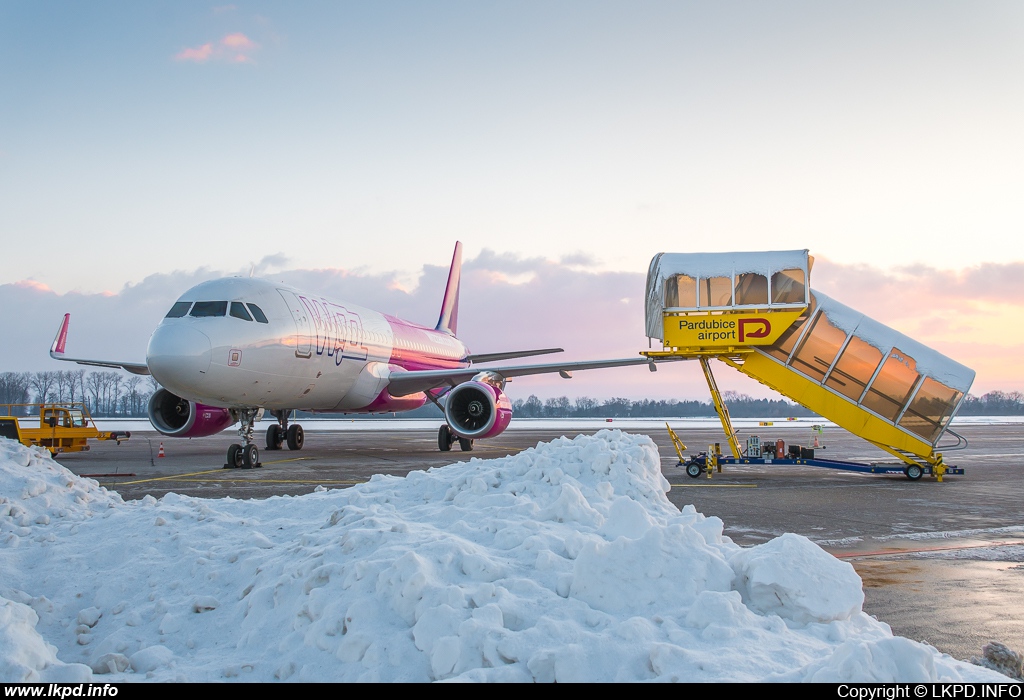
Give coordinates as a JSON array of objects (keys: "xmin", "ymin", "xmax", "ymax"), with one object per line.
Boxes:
[{"xmin": 278, "ymin": 290, "xmax": 313, "ymax": 358}]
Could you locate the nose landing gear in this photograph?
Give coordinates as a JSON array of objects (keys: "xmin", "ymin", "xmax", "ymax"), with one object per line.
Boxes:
[{"xmin": 225, "ymin": 408, "xmax": 263, "ymax": 469}]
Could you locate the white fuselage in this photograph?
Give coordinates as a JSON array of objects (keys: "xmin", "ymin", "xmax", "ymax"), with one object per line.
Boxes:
[{"xmin": 146, "ymin": 277, "xmax": 469, "ymax": 412}]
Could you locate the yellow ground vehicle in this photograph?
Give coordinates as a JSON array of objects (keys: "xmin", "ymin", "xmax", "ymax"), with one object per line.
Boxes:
[{"xmin": 0, "ymin": 403, "xmax": 130, "ymax": 455}]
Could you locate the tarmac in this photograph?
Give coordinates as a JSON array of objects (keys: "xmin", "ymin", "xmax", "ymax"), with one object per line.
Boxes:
[{"xmin": 50, "ymin": 420, "xmax": 1024, "ymax": 666}]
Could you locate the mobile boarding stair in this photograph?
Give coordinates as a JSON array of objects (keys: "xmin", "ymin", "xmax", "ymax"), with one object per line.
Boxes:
[{"xmin": 644, "ymin": 250, "xmax": 973, "ymax": 481}]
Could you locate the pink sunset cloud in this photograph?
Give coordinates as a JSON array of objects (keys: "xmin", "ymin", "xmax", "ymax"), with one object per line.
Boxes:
[
  {"xmin": 173, "ymin": 33, "xmax": 258, "ymax": 64},
  {"xmin": 174, "ymin": 43, "xmax": 214, "ymax": 63},
  {"xmin": 13, "ymin": 279, "xmax": 52, "ymax": 293},
  {"xmin": 221, "ymin": 32, "xmax": 254, "ymax": 50},
  {"xmin": 5, "ymin": 252, "xmax": 1024, "ymax": 398}
]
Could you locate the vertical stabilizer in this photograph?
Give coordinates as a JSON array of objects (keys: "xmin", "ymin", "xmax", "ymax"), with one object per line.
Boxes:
[{"xmin": 436, "ymin": 242, "xmax": 462, "ymax": 336}]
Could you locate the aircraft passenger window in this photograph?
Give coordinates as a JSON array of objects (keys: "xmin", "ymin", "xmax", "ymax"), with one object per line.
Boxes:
[
  {"xmin": 698, "ymin": 277, "xmax": 732, "ymax": 307},
  {"xmin": 247, "ymin": 304, "xmax": 269, "ymax": 324},
  {"xmin": 772, "ymin": 269, "xmax": 806, "ymax": 304},
  {"xmin": 898, "ymin": 378, "xmax": 962, "ymax": 443},
  {"xmin": 790, "ymin": 311, "xmax": 847, "ymax": 382},
  {"xmin": 190, "ymin": 301, "xmax": 228, "ymax": 317},
  {"xmin": 734, "ymin": 273, "xmax": 768, "ymax": 306},
  {"xmin": 230, "ymin": 302, "xmax": 253, "ymax": 321},
  {"xmin": 664, "ymin": 274, "xmax": 697, "ymax": 308},
  {"xmin": 825, "ymin": 336, "xmax": 883, "ymax": 402},
  {"xmin": 166, "ymin": 301, "xmax": 192, "ymax": 318},
  {"xmin": 862, "ymin": 349, "xmax": 920, "ymax": 422}
]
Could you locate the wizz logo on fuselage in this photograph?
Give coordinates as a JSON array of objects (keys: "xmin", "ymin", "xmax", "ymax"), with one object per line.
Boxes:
[{"xmin": 298, "ymin": 295, "xmax": 369, "ymax": 365}]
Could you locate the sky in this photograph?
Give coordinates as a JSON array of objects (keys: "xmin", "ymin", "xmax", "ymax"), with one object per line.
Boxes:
[{"xmin": 2, "ymin": 2, "xmax": 1023, "ymax": 400}]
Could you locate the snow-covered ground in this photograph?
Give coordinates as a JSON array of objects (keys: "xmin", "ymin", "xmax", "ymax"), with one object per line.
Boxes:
[{"xmin": 0, "ymin": 432, "xmax": 1010, "ymax": 682}]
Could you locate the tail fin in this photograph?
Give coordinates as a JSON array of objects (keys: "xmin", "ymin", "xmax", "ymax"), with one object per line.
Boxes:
[{"xmin": 435, "ymin": 242, "xmax": 462, "ymax": 336}]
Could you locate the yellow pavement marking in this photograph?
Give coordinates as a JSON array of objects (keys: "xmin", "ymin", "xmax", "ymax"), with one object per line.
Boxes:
[
  {"xmin": 116, "ymin": 469, "xmax": 225, "ymax": 485},
  {"xmin": 262, "ymin": 457, "xmax": 314, "ymax": 465}
]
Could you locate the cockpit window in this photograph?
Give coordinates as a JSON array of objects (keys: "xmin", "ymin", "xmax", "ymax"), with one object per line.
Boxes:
[
  {"xmin": 166, "ymin": 301, "xmax": 192, "ymax": 318},
  {"xmin": 247, "ymin": 304, "xmax": 269, "ymax": 324},
  {"xmin": 190, "ymin": 301, "xmax": 228, "ymax": 317},
  {"xmin": 230, "ymin": 302, "xmax": 253, "ymax": 321}
]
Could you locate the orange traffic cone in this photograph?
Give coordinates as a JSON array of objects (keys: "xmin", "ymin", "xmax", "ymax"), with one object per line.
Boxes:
[{"xmin": 157, "ymin": 442, "xmax": 165, "ymax": 458}]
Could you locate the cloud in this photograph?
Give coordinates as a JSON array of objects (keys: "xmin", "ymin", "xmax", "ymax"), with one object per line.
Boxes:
[
  {"xmin": 221, "ymin": 33, "xmax": 254, "ymax": 50},
  {"xmin": 13, "ymin": 280, "xmax": 52, "ymax": 293},
  {"xmin": 174, "ymin": 43, "xmax": 214, "ymax": 63},
  {"xmin": 5, "ymin": 253, "xmax": 1024, "ymax": 400},
  {"xmin": 174, "ymin": 33, "xmax": 259, "ymax": 64}
]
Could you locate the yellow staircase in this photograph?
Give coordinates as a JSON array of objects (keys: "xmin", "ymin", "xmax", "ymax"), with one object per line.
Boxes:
[{"xmin": 644, "ymin": 251, "xmax": 974, "ymax": 476}]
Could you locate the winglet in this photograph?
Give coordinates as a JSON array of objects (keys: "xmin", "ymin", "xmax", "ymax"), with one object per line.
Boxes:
[
  {"xmin": 435, "ymin": 242, "xmax": 462, "ymax": 336},
  {"xmin": 50, "ymin": 314, "xmax": 70, "ymax": 358}
]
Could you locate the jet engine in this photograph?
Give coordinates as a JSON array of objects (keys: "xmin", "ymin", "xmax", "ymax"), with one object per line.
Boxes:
[
  {"xmin": 148, "ymin": 388, "xmax": 236, "ymax": 438},
  {"xmin": 444, "ymin": 379, "xmax": 512, "ymax": 440}
]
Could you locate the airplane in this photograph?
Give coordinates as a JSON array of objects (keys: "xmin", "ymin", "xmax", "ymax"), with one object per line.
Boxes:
[{"xmin": 49, "ymin": 242, "xmax": 659, "ymax": 469}]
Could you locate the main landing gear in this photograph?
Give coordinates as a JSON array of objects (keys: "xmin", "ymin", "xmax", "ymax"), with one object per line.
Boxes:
[
  {"xmin": 225, "ymin": 408, "xmax": 263, "ymax": 470},
  {"xmin": 438, "ymin": 424, "xmax": 474, "ymax": 452},
  {"xmin": 265, "ymin": 410, "xmax": 304, "ymax": 452}
]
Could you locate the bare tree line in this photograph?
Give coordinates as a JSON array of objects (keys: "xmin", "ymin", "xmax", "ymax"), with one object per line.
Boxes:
[
  {"xmin": 2, "ymin": 369, "xmax": 1023, "ymax": 420},
  {"xmin": 0, "ymin": 370, "xmax": 159, "ymax": 417}
]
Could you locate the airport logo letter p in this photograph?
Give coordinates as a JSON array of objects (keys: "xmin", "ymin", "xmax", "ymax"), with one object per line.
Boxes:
[{"xmin": 739, "ymin": 318, "xmax": 771, "ymax": 342}]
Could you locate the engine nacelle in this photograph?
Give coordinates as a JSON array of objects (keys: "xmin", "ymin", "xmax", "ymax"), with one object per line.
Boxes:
[
  {"xmin": 148, "ymin": 388, "xmax": 236, "ymax": 438},
  {"xmin": 444, "ymin": 381, "xmax": 512, "ymax": 440}
]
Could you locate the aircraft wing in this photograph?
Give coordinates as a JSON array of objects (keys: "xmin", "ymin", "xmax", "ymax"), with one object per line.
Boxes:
[
  {"xmin": 49, "ymin": 314, "xmax": 152, "ymax": 376},
  {"xmin": 466, "ymin": 347, "xmax": 564, "ymax": 363},
  {"xmin": 386, "ymin": 356, "xmax": 663, "ymax": 397}
]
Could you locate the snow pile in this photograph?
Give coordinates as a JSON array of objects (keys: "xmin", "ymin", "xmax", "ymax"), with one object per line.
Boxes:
[{"xmin": 0, "ymin": 433, "xmax": 1010, "ymax": 682}]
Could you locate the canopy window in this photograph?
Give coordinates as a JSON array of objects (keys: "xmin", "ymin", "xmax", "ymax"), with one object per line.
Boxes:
[
  {"xmin": 699, "ymin": 276, "xmax": 733, "ymax": 307},
  {"xmin": 825, "ymin": 335, "xmax": 884, "ymax": 402},
  {"xmin": 862, "ymin": 350, "xmax": 920, "ymax": 421},
  {"xmin": 772, "ymin": 269, "xmax": 806, "ymax": 304},
  {"xmin": 790, "ymin": 311, "xmax": 848, "ymax": 383},
  {"xmin": 664, "ymin": 274, "xmax": 697, "ymax": 308},
  {"xmin": 734, "ymin": 272, "xmax": 769, "ymax": 306},
  {"xmin": 763, "ymin": 295, "xmax": 818, "ymax": 363},
  {"xmin": 898, "ymin": 378, "xmax": 962, "ymax": 443}
]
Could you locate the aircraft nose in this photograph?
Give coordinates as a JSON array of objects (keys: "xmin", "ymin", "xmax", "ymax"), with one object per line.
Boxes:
[{"xmin": 147, "ymin": 324, "xmax": 212, "ymax": 394}]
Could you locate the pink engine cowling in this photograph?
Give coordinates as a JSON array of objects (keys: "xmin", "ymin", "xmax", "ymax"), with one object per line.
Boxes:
[
  {"xmin": 444, "ymin": 381, "xmax": 512, "ymax": 440},
  {"xmin": 147, "ymin": 388, "xmax": 236, "ymax": 438}
]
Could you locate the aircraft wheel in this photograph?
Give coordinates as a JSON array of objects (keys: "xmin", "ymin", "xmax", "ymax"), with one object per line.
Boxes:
[
  {"xmin": 686, "ymin": 461, "xmax": 703, "ymax": 479},
  {"xmin": 438, "ymin": 425, "xmax": 454, "ymax": 452},
  {"xmin": 242, "ymin": 444, "xmax": 259, "ymax": 469},
  {"xmin": 905, "ymin": 465, "xmax": 923, "ymax": 481},
  {"xmin": 266, "ymin": 424, "xmax": 283, "ymax": 450},
  {"xmin": 459, "ymin": 437, "xmax": 474, "ymax": 452},
  {"xmin": 287, "ymin": 425, "xmax": 304, "ymax": 451},
  {"xmin": 226, "ymin": 444, "xmax": 243, "ymax": 469}
]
